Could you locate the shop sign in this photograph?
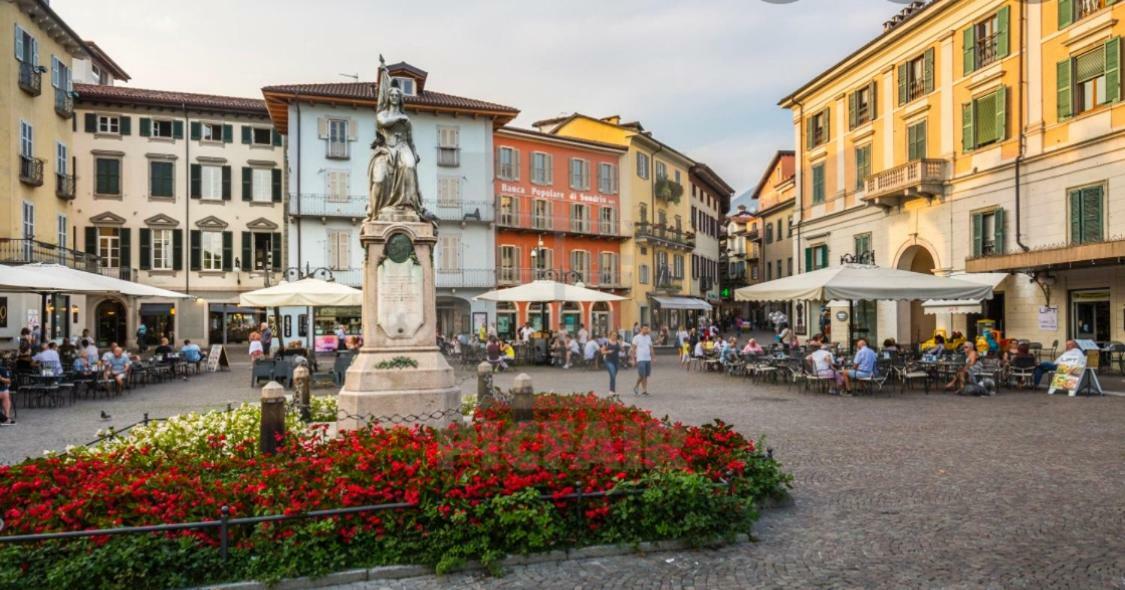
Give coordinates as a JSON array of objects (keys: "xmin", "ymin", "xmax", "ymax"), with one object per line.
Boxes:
[{"xmin": 1037, "ymin": 306, "xmax": 1058, "ymax": 331}]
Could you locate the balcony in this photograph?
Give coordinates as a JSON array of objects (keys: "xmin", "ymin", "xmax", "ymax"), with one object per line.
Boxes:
[
  {"xmin": 0, "ymin": 238, "xmax": 102, "ymax": 273},
  {"xmin": 496, "ymin": 210, "xmax": 626, "ymax": 239},
  {"xmin": 967, "ymin": 238, "xmax": 1125, "ymax": 274},
  {"xmin": 19, "ymin": 156, "xmax": 45, "ymax": 187},
  {"xmin": 56, "ymin": 173, "xmax": 75, "ymax": 199},
  {"xmin": 1076, "ymin": 0, "xmax": 1111, "ymax": 21},
  {"xmin": 975, "ymin": 34, "xmax": 1000, "ymax": 69},
  {"xmin": 435, "ymin": 268, "xmax": 496, "ymax": 289},
  {"xmin": 634, "ymin": 222, "xmax": 695, "ymax": 251},
  {"xmin": 288, "ymin": 194, "xmax": 366, "ymax": 219},
  {"xmin": 746, "ymin": 227, "xmax": 760, "ymax": 241},
  {"xmin": 427, "ymin": 199, "xmax": 494, "ymax": 223},
  {"xmin": 497, "ymin": 267, "xmax": 631, "ymax": 290},
  {"xmin": 54, "ymin": 89, "xmax": 74, "ymax": 118},
  {"xmin": 325, "ymin": 269, "xmax": 363, "ymax": 288},
  {"xmin": 862, "ymin": 158, "xmax": 949, "ymax": 208},
  {"xmin": 18, "ymin": 62, "xmax": 41, "ymax": 96}
]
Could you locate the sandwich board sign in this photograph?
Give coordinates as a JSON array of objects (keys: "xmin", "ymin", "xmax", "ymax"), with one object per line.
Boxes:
[{"xmin": 207, "ymin": 344, "xmax": 230, "ymax": 372}]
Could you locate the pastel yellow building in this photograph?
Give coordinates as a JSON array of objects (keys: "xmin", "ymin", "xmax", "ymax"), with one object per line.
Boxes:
[{"xmin": 781, "ymin": 0, "xmax": 1125, "ymax": 347}]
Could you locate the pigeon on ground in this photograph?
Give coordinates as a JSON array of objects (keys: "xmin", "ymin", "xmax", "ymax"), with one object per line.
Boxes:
[{"xmin": 100, "ymin": 410, "xmax": 112, "ymax": 421}]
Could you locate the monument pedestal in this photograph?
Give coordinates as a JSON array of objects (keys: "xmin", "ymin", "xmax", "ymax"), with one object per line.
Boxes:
[{"xmin": 337, "ymin": 220, "xmax": 460, "ymax": 430}]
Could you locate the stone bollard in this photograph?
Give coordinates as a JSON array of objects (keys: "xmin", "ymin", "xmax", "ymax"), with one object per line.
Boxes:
[
  {"xmin": 293, "ymin": 364, "xmax": 311, "ymax": 422},
  {"xmin": 511, "ymin": 373, "xmax": 534, "ymax": 422},
  {"xmin": 477, "ymin": 361, "xmax": 495, "ymax": 407},
  {"xmin": 260, "ymin": 381, "xmax": 287, "ymax": 455}
]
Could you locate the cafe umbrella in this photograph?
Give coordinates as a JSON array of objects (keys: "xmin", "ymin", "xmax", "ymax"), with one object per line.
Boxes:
[{"xmin": 238, "ymin": 278, "xmax": 362, "ymax": 350}]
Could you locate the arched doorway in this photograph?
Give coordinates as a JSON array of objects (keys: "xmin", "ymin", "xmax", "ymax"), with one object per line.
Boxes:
[
  {"xmin": 436, "ymin": 297, "xmax": 471, "ymax": 340},
  {"xmin": 561, "ymin": 302, "xmax": 581, "ymax": 335},
  {"xmin": 591, "ymin": 302, "xmax": 611, "ymax": 338},
  {"xmin": 95, "ymin": 299, "xmax": 127, "ymax": 348},
  {"xmin": 496, "ymin": 301, "xmax": 516, "ymax": 340},
  {"xmin": 897, "ymin": 245, "xmax": 937, "ymax": 344}
]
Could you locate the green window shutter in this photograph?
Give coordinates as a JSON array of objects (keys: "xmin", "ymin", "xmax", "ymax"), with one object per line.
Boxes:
[
  {"xmin": 173, "ymin": 229, "xmax": 183, "ymax": 271},
  {"xmin": 271, "ymin": 233, "xmax": 282, "ymax": 270},
  {"xmin": 869, "ymin": 81, "xmax": 878, "ymax": 119},
  {"xmin": 190, "ymin": 230, "xmax": 201, "ymax": 271},
  {"xmin": 241, "ymin": 167, "xmax": 253, "ymax": 201},
  {"xmin": 897, "ymin": 63, "xmax": 908, "ymax": 106},
  {"xmin": 962, "ymin": 102, "xmax": 976, "ymax": 152},
  {"xmin": 1057, "ymin": 58, "xmax": 1073, "ymax": 120},
  {"xmin": 139, "ymin": 117, "xmax": 151, "ymax": 137},
  {"xmin": 223, "ymin": 124, "xmax": 233, "ymax": 144},
  {"xmin": 1083, "ymin": 187, "xmax": 1104, "ymax": 242},
  {"xmin": 971, "ymin": 212, "xmax": 983, "ymax": 257},
  {"xmin": 1059, "ymin": 0, "xmax": 1073, "ymax": 29},
  {"xmin": 149, "ymin": 162, "xmax": 159, "ymax": 196},
  {"xmin": 190, "ymin": 121, "xmax": 201, "ymax": 141},
  {"xmin": 241, "ymin": 231, "xmax": 252, "ymax": 270},
  {"xmin": 997, "ymin": 6, "xmax": 1011, "ymax": 59},
  {"xmin": 222, "ymin": 231, "xmax": 233, "ymax": 272},
  {"xmin": 993, "ymin": 208, "xmax": 1006, "ymax": 255},
  {"xmin": 963, "ymin": 26, "xmax": 977, "ymax": 75},
  {"xmin": 84, "ymin": 113, "xmax": 96, "ymax": 133},
  {"xmin": 1106, "ymin": 37, "xmax": 1121, "ymax": 103},
  {"xmin": 907, "ymin": 123, "xmax": 917, "ymax": 160},
  {"xmin": 824, "ymin": 107, "xmax": 830, "ymax": 142},
  {"xmin": 120, "ymin": 116, "xmax": 131, "ymax": 136},
  {"xmin": 172, "ymin": 120, "xmax": 184, "ymax": 139},
  {"xmin": 995, "ymin": 86, "xmax": 1008, "ymax": 141},
  {"xmin": 119, "ymin": 228, "xmax": 131, "ymax": 270},
  {"xmin": 272, "ymin": 130, "xmax": 282, "ymax": 147},
  {"xmin": 241, "ymin": 125, "xmax": 251, "ymax": 145},
  {"xmin": 190, "ymin": 164, "xmax": 201, "ymax": 198},
  {"xmin": 848, "ymin": 91, "xmax": 858, "ymax": 130},
  {"xmin": 924, "ymin": 48, "xmax": 935, "ymax": 93},
  {"xmin": 221, "ymin": 165, "xmax": 232, "ymax": 200},
  {"xmin": 139, "ymin": 228, "xmax": 151, "ymax": 270},
  {"xmin": 84, "ymin": 227, "xmax": 97, "ymax": 255},
  {"xmin": 806, "ymin": 117, "xmax": 815, "ymax": 150},
  {"xmin": 271, "ymin": 168, "xmax": 282, "ymax": 202},
  {"xmin": 804, "ymin": 247, "xmax": 812, "ymax": 273}
]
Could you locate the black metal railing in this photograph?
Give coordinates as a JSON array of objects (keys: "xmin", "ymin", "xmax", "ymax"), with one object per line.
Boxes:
[
  {"xmin": 427, "ymin": 199, "xmax": 494, "ymax": 223},
  {"xmin": 634, "ymin": 222, "xmax": 695, "ymax": 250},
  {"xmin": 18, "ymin": 61, "xmax": 41, "ymax": 96},
  {"xmin": 496, "ymin": 210, "xmax": 625, "ymax": 238},
  {"xmin": 0, "ymin": 238, "xmax": 101, "ymax": 272},
  {"xmin": 18, "ymin": 155, "xmax": 44, "ymax": 186},
  {"xmin": 54, "ymin": 88, "xmax": 74, "ymax": 118},
  {"xmin": 56, "ymin": 173, "xmax": 75, "ymax": 199},
  {"xmin": 496, "ymin": 267, "xmax": 631, "ymax": 289},
  {"xmin": 288, "ymin": 194, "xmax": 366, "ymax": 218},
  {"xmin": 906, "ymin": 78, "xmax": 927, "ymax": 102},
  {"xmin": 435, "ymin": 268, "xmax": 496, "ymax": 289}
]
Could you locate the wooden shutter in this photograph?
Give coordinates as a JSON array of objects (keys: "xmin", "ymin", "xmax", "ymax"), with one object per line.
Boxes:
[
  {"xmin": 221, "ymin": 231, "xmax": 233, "ymax": 272},
  {"xmin": 241, "ymin": 167, "xmax": 252, "ymax": 201},
  {"xmin": 1083, "ymin": 187, "xmax": 1104, "ymax": 242},
  {"xmin": 85, "ymin": 226, "xmax": 97, "ymax": 255},
  {"xmin": 223, "ymin": 124, "xmax": 233, "ymax": 143},
  {"xmin": 993, "ymin": 208, "xmax": 1006, "ymax": 255},
  {"xmin": 1106, "ymin": 37, "xmax": 1121, "ymax": 104},
  {"xmin": 271, "ymin": 233, "xmax": 282, "ymax": 270},
  {"xmin": 172, "ymin": 120, "xmax": 184, "ymax": 139},
  {"xmin": 868, "ymin": 81, "xmax": 878, "ymax": 119},
  {"xmin": 346, "ymin": 118, "xmax": 357, "ymax": 141},
  {"xmin": 963, "ymin": 25, "xmax": 977, "ymax": 75},
  {"xmin": 84, "ymin": 113, "xmax": 96, "ymax": 133},
  {"xmin": 173, "ymin": 229, "xmax": 183, "ymax": 271},
  {"xmin": 271, "ymin": 169, "xmax": 282, "ymax": 202},
  {"xmin": 897, "ymin": 63, "xmax": 908, "ymax": 106},
  {"xmin": 119, "ymin": 228, "xmax": 131, "ymax": 270},
  {"xmin": 971, "ymin": 212, "xmax": 983, "ymax": 256},
  {"xmin": 1069, "ymin": 189, "xmax": 1082, "ymax": 244},
  {"xmin": 924, "ymin": 48, "xmax": 935, "ymax": 94},
  {"xmin": 190, "ymin": 164, "xmax": 201, "ymax": 198},
  {"xmin": 317, "ymin": 117, "xmax": 327, "ymax": 139},
  {"xmin": 995, "ymin": 86, "xmax": 1008, "ymax": 141},
  {"xmin": 241, "ymin": 125, "xmax": 251, "ymax": 144},
  {"xmin": 1057, "ymin": 58, "xmax": 1073, "ymax": 121},
  {"xmin": 804, "ymin": 247, "xmax": 812, "ymax": 273},
  {"xmin": 120, "ymin": 116, "xmax": 131, "ymax": 136},
  {"xmin": 824, "ymin": 107, "xmax": 831, "ymax": 142},
  {"xmin": 139, "ymin": 117, "xmax": 151, "ymax": 137},
  {"xmin": 190, "ymin": 121, "xmax": 201, "ymax": 141},
  {"xmin": 272, "ymin": 130, "xmax": 282, "ymax": 147},
  {"xmin": 221, "ymin": 165, "xmax": 231, "ymax": 200},
  {"xmin": 806, "ymin": 117, "xmax": 815, "ymax": 150},
  {"xmin": 190, "ymin": 230, "xmax": 201, "ymax": 270},
  {"xmin": 997, "ymin": 6, "xmax": 1011, "ymax": 59},
  {"xmin": 1059, "ymin": 0, "xmax": 1073, "ymax": 29},
  {"xmin": 139, "ymin": 228, "xmax": 151, "ymax": 270},
  {"xmin": 241, "ymin": 232, "xmax": 252, "ymax": 270},
  {"xmin": 512, "ymin": 149, "xmax": 521, "ymax": 180},
  {"xmin": 327, "ymin": 231, "xmax": 339, "ymax": 269},
  {"xmin": 848, "ymin": 90, "xmax": 858, "ymax": 130},
  {"xmin": 962, "ymin": 102, "xmax": 976, "ymax": 152}
]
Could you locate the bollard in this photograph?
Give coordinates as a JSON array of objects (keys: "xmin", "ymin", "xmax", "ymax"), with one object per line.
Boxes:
[
  {"xmin": 511, "ymin": 373, "xmax": 534, "ymax": 422},
  {"xmin": 293, "ymin": 364, "xmax": 311, "ymax": 422},
  {"xmin": 477, "ymin": 361, "xmax": 495, "ymax": 407},
  {"xmin": 260, "ymin": 381, "xmax": 287, "ymax": 455}
]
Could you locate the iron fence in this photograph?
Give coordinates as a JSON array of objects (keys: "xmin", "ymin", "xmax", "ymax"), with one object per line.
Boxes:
[{"xmin": 0, "ymin": 238, "xmax": 102, "ymax": 272}]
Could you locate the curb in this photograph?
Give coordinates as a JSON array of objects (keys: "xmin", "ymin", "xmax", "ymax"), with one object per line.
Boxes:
[{"xmin": 195, "ymin": 534, "xmax": 753, "ymax": 590}]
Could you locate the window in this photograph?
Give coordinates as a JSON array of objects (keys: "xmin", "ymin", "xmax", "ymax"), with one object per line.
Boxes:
[
  {"xmin": 599, "ymin": 252, "xmax": 618, "ymax": 284},
  {"xmin": 806, "ymin": 244, "xmax": 829, "ymax": 271},
  {"xmin": 151, "ymin": 229, "xmax": 173, "ymax": 270},
  {"xmin": 854, "ymin": 233, "xmax": 872, "ymax": 257},
  {"xmin": 437, "ymin": 126, "xmax": 460, "ymax": 167},
  {"xmin": 95, "ymin": 158, "xmax": 121, "ymax": 196},
  {"xmin": 848, "ymin": 82, "xmax": 877, "ymax": 129},
  {"xmin": 56, "ymin": 142, "xmax": 67, "ymax": 176},
  {"xmin": 655, "ymin": 161, "xmax": 667, "ymax": 180},
  {"xmin": 499, "ymin": 246, "xmax": 518, "ymax": 282},
  {"xmin": 970, "ymin": 209, "xmax": 1007, "ymax": 255},
  {"xmin": 766, "ymin": 262, "xmax": 772, "ymax": 281},
  {"xmin": 497, "ymin": 147, "xmax": 519, "ymax": 180},
  {"xmin": 326, "ymin": 170, "xmax": 349, "ymax": 202},
  {"xmin": 197, "ymin": 231, "xmax": 226, "ymax": 271},
  {"xmin": 811, "ymin": 163, "xmax": 825, "ymax": 204},
  {"xmin": 327, "ymin": 230, "xmax": 352, "ymax": 270},
  {"xmin": 532, "ymin": 199, "xmax": 550, "ymax": 229},
  {"xmin": 1058, "ymin": 39, "xmax": 1121, "ymax": 120},
  {"xmin": 19, "ymin": 120, "xmax": 32, "ymax": 158},
  {"xmin": 499, "ymin": 195, "xmax": 518, "ymax": 225},
  {"xmin": 439, "ymin": 236, "xmax": 462, "ymax": 273},
  {"xmin": 855, "ymin": 144, "xmax": 871, "ymax": 191},
  {"xmin": 571, "ymin": 203, "xmax": 589, "ymax": 233},
  {"xmin": 252, "ymin": 128, "xmax": 272, "ymax": 146},
  {"xmin": 639, "ymin": 264, "xmax": 650, "ymax": 284},
  {"xmin": 599, "ymin": 207, "xmax": 616, "ymax": 234},
  {"xmin": 56, "ymin": 214, "xmax": 67, "ymax": 253},
  {"xmin": 639, "ymin": 203, "xmax": 648, "ymax": 224},
  {"xmin": 787, "ymin": 216, "xmax": 794, "ymax": 237},
  {"xmin": 963, "ymin": 87, "xmax": 1007, "ymax": 152},
  {"xmin": 1061, "ymin": 0, "xmax": 1115, "ymax": 29},
  {"xmin": 765, "ymin": 222, "xmax": 773, "ymax": 244},
  {"xmin": 807, "ymin": 109, "xmax": 830, "ymax": 148},
  {"xmin": 751, "ymin": 266, "xmax": 759, "ymax": 281},
  {"xmin": 598, "ymin": 162, "xmax": 618, "ymax": 194},
  {"xmin": 22, "ymin": 202, "xmax": 34, "ymax": 246},
  {"xmin": 1069, "ymin": 185, "xmax": 1104, "ymax": 244},
  {"xmin": 97, "ymin": 115, "xmax": 120, "ymax": 134},
  {"xmin": 898, "ymin": 49, "xmax": 935, "ymax": 105},
  {"xmin": 251, "ymin": 168, "xmax": 272, "ymax": 202},
  {"xmin": 327, "ymin": 119, "xmax": 349, "ymax": 159},
  {"xmin": 636, "ymin": 152, "xmax": 650, "ymax": 179},
  {"xmin": 392, "ymin": 76, "xmax": 416, "ymax": 95},
  {"xmin": 907, "ymin": 120, "xmax": 927, "ymax": 161},
  {"xmin": 964, "ymin": 9, "xmax": 1009, "ymax": 74},
  {"xmin": 569, "ymin": 158, "xmax": 590, "ymax": 190},
  {"xmin": 673, "ymin": 254, "xmax": 684, "ymax": 280},
  {"xmin": 151, "ymin": 119, "xmax": 174, "ymax": 139},
  {"xmin": 200, "ymin": 165, "xmax": 223, "ymax": 200},
  {"xmin": 150, "ymin": 161, "xmax": 174, "ymax": 198},
  {"xmin": 437, "ymin": 176, "xmax": 461, "ymax": 207},
  {"xmin": 787, "ymin": 257, "xmax": 793, "ymax": 276},
  {"xmin": 14, "ymin": 25, "xmax": 36, "ymax": 65},
  {"xmin": 201, "ymin": 123, "xmax": 224, "ymax": 142},
  {"xmin": 570, "ymin": 250, "xmax": 590, "ymax": 281},
  {"xmin": 98, "ymin": 228, "xmax": 120, "ymax": 268},
  {"xmin": 531, "ymin": 152, "xmax": 552, "ymax": 185}
]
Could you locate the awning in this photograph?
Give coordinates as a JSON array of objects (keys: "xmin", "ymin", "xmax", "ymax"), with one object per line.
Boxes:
[
  {"xmin": 475, "ymin": 280, "xmax": 624, "ymax": 303},
  {"xmin": 735, "ymin": 264, "xmax": 994, "ymax": 302},
  {"xmin": 0, "ymin": 263, "xmax": 190, "ymax": 298},
  {"xmin": 238, "ymin": 278, "xmax": 362, "ymax": 307},
  {"xmin": 922, "ymin": 299, "xmax": 984, "ymax": 315},
  {"xmin": 651, "ymin": 296, "xmax": 713, "ymax": 311}
]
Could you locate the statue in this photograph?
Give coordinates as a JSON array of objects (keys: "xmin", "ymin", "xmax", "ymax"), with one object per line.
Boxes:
[{"xmin": 368, "ymin": 55, "xmax": 424, "ymax": 221}]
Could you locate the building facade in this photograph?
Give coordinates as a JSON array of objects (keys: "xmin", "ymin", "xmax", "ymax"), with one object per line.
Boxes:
[
  {"xmin": 73, "ymin": 84, "xmax": 286, "ymax": 347},
  {"xmin": 262, "ymin": 63, "xmax": 518, "ymax": 341},
  {"xmin": 492, "ymin": 126, "xmax": 628, "ymax": 338},
  {"xmin": 752, "ymin": 150, "xmax": 798, "ymax": 332},
  {"xmin": 719, "ymin": 202, "xmax": 759, "ymax": 323},
  {"xmin": 689, "ymin": 163, "xmax": 734, "ymax": 314}
]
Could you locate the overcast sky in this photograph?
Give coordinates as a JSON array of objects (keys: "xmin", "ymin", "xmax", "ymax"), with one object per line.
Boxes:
[{"xmin": 56, "ymin": 0, "xmax": 905, "ymax": 196}]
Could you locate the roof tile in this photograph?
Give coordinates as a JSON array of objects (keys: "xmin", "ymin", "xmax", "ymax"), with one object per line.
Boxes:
[
  {"xmin": 74, "ymin": 83, "xmax": 268, "ymax": 115},
  {"xmin": 261, "ymin": 81, "xmax": 518, "ymax": 114}
]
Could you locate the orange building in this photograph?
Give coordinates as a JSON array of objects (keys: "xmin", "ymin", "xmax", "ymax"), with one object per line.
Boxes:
[{"xmin": 493, "ymin": 127, "xmax": 629, "ymax": 338}]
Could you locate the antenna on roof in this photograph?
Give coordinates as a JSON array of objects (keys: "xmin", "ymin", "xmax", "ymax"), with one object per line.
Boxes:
[{"xmin": 338, "ymin": 73, "xmax": 359, "ymax": 81}]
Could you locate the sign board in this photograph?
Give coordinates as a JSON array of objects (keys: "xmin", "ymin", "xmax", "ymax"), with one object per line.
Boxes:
[
  {"xmin": 1046, "ymin": 348, "xmax": 1103, "ymax": 396},
  {"xmin": 1037, "ymin": 306, "xmax": 1058, "ymax": 331},
  {"xmin": 206, "ymin": 344, "xmax": 230, "ymax": 372}
]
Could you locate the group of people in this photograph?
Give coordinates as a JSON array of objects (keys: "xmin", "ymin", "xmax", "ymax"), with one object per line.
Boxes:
[{"xmin": 804, "ymin": 335, "xmax": 878, "ymax": 396}]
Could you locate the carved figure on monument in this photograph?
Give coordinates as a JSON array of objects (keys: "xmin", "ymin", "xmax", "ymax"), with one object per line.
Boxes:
[{"xmin": 368, "ymin": 55, "xmax": 424, "ymax": 221}]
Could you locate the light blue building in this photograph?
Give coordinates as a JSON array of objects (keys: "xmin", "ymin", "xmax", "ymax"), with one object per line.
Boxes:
[{"xmin": 262, "ymin": 63, "xmax": 518, "ymax": 343}]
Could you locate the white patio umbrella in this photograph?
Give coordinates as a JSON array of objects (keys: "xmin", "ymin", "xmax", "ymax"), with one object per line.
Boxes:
[
  {"xmin": 475, "ymin": 279, "xmax": 625, "ymax": 304},
  {"xmin": 238, "ymin": 278, "xmax": 362, "ymax": 308},
  {"xmin": 735, "ymin": 265, "xmax": 994, "ymax": 302},
  {"xmin": 15, "ymin": 264, "xmax": 190, "ymax": 298},
  {"xmin": 0, "ymin": 264, "xmax": 106, "ymax": 293}
]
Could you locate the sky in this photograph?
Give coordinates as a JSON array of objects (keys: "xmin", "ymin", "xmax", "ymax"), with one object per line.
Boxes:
[{"xmin": 55, "ymin": 0, "xmax": 907, "ymax": 198}]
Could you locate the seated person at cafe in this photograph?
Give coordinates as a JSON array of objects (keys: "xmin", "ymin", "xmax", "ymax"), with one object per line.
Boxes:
[
  {"xmin": 0, "ymin": 359, "xmax": 13, "ymax": 426},
  {"xmin": 33, "ymin": 342, "xmax": 63, "ymax": 375},
  {"xmin": 502, "ymin": 340, "xmax": 516, "ymax": 361},
  {"xmin": 101, "ymin": 343, "xmax": 118, "ymax": 366},
  {"xmin": 154, "ymin": 337, "xmax": 175, "ymax": 359},
  {"xmin": 693, "ymin": 339, "xmax": 706, "ymax": 359},
  {"xmin": 1033, "ymin": 340, "xmax": 1083, "ymax": 389},
  {"xmin": 82, "ymin": 339, "xmax": 99, "ymax": 366},
  {"xmin": 180, "ymin": 339, "xmax": 203, "ymax": 364},
  {"xmin": 72, "ymin": 354, "xmax": 95, "ymax": 376},
  {"xmin": 741, "ymin": 338, "xmax": 765, "ymax": 356},
  {"xmin": 882, "ymin": 338, "xmax": 899, "ymax": 353},
  {"xmin": 105, "ymin": 346, "xmax": 131, "ymax": 388},
  {"xmin": 944, "ymin": 343, "xmax": 980, "ymax": 391},
  {"xmin": 486, "ymin": 336, "xmax": 507, "ymax": 371},
  {"xmin": 841, "ymin": 338, "xmax": 877, "ymax": 393},
  {"xmin": 923, "ymin": 335, "xmax": 946, "ymax": 360},
  {"xmin": 721, "ymin": 337, "xmax": 740, "ymax": 365},
  {"xmin": 807, "ymin": 343, "xmax": 841, "ymax": 393},
  {"xmin": 583, "ymin": 338, "xmax": 600, "ymax": 364},
  {"xmin": 564, "ymin": 335, "xmax": 581, "ymax": 369}
]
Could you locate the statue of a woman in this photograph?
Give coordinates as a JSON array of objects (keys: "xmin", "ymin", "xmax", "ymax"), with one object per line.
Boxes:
[{"xmin": 368, "ymin": 58, "xmax": 423, "ymax": 221}]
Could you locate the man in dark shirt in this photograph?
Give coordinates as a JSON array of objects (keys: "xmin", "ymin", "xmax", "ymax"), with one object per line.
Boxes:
[{"xmin": 486, "ymin": 336, "xmax": 507, "ymax": 371}]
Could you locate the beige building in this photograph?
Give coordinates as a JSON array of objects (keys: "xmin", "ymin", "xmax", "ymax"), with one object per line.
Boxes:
[
  {"xmin": 689, "ymin": 163, "xmax": 733, "ymax": 312},
  {"xmin": 73, "ymin": 84, "xmax": 285, "ymax": 347}
]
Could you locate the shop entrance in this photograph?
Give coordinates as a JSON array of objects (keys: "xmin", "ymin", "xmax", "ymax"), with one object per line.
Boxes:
[
  {"xmin": 1070, "ymin": 289, "xmax": 1110, "ymax": 343},
  {"xmin": 140, "ymin": 303, "xmax": 175, "ymax": 343},
  {"xmin": 496, "ymin": 302, "xmax": 516, "ymax": 340},
  {"xmin": 207, "ymin": 304, "xmax": 265, "ymax": 345},
  {"xmin": 436, "ymin": 297, "xmax": 471, "ymax": 339},
  {"xmin": 591, "ymin": 302, "xmax": 611, "ymax": 338},
  {"xmin": 896, "ymin": 245, "xmax": 937, "ymax": 343},
  {"xmin": 561, "ymin": 302, "xmax": 581, "ymax": 334},
  {"xmin": 95, "ymin": 299, "xmax": 126, "ymax": 348}
]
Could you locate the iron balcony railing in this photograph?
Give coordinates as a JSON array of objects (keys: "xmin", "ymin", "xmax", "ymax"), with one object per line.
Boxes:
[
  {"xmin": 56, "ymin": 173, "xmax": 75, "ymax": 199},
  {"xmin": 634, "ymin": 222, "xmax": 695, "ymax": 250},
  {"xmin": 496, "ymin": 267, "xmax": 631, "ymax": 289},
  {"xmin": 288, "ymin": 194, "xmax": 366, "ymax": 219},
  {"xmin": 426, "ymin": 199, "xmax": 494, "ymax": 223},
  {"xmin": 19, "ymin": 155, "xmax": 45, "ymax": 186},
  {"xmin": 18, "ymin": 61, "xmax": 41, "ymax": 96},
  {"xmin": 863, "ymin": 158, "xmax": 949, "ymax": 203},
  {"xmin": 496, "ymin": 210, "xmax": 625, "ymax": 238},
  {"xmin": 0, "ymin": 238, "xmax": 100, "ymax": 272},
  {"xmin": 326, "ymin": 269, "xmax": 362, "ymax": 288},
  {"xmin": 746, "ymin": 227, "xmax": 760, "ymax": 241},
  {"xmin": 906, "ymin": 78, "xmax": 927, "ymax": 102},
  {"xmin": 435, "ymin": 268, "xmax": 496, "ymax": 289},
  {"xmin": 1077, "ymin": 0, "xmax": 1110, "ymax": 20},
  {"xmin": 54, "ymin": 89, "xmax": 74, "ymax": 118}
]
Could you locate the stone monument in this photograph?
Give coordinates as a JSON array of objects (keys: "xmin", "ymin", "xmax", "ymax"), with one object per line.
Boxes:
[{"xmin": 337, "ymin": 56, "xmax": 460, "ymax": 430}]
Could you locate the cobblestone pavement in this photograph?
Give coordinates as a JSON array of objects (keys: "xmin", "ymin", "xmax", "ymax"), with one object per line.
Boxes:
[{"xmin": 6, "ymin": 351, "xmax": 1125, "ymax": 588}]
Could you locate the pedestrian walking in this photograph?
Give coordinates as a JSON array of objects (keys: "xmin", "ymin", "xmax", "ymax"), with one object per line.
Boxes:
[
  {"xmin": 136, "ymin": 322, "xmax": 148, "ymax": 353},
  {"xmin": 601, "ymin": 331, "xmax": 622, "ymax": 394},
  {"xmin": 631, "ymin": 325, "xmax": 654, "ymax": 396}
]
